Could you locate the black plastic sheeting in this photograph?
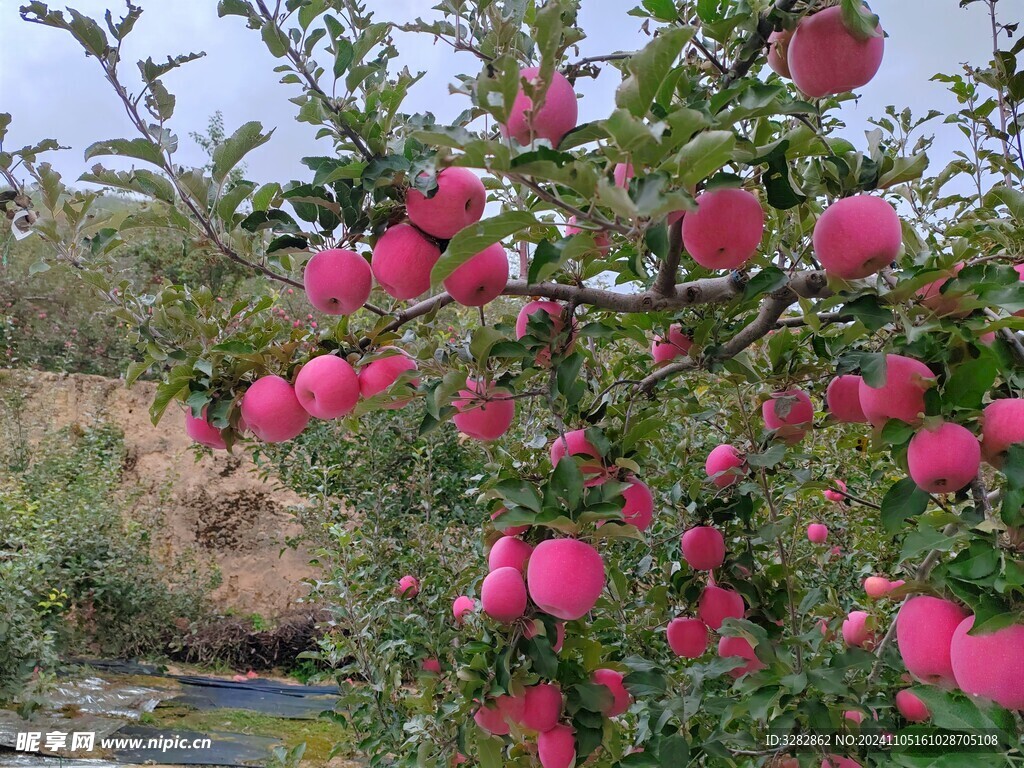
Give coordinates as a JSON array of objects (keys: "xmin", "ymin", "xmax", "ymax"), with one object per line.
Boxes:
[{"xmin": 71, "ymin": 660, "xmax": 339, "ymax": 720}]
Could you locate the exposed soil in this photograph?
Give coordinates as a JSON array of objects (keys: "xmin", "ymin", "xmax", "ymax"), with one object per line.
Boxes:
[{"xmin": 0, "ymin": 368, "xmax": 317, "ymax": 620}]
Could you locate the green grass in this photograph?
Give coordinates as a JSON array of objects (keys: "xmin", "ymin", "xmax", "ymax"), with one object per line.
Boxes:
[{"xmin": 140, "ymin": 705, "xmax": 358, "ymax": 766}]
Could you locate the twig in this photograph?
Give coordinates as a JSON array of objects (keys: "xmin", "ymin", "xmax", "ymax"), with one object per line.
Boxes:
[{"xmin": 654, "ymin": 217, "xmax": 684, "ymax": 295}]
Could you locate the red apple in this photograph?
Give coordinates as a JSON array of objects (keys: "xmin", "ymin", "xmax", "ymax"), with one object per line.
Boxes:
[
  {"xmin": 620, "ymin": 476, "xmax": 655, "ymax": 531},
  {"xmin": 481, "ymin": 566, "xmax": 527, "ymax": 622},
  {"xmin": 682, "ymin": 188, "xmax": 765, "ymax": 270},
  {"xmin": 907, "ymin": 421, "xmax": 980, "ymax": 493},
  {"xmin": 488, "ymin": 536, "xmax": 533, "ymax": 572},
  {"xmin": 895, "ymin": 689, "xmax": 930, "ymax": 723},
  {"xmin": 667, "ymin": 617, "xmax": 709, "ymax": 658},
  {"xmin": 359, "ymin": 347, "xmax": 419, "ymax": 408},
  {"xmin": 842, "ymin": 610, "xmax": 875, "ymax": 649},
  {"xmin": 565, "ymin": 215, "xmax": 610, "ymax": 255},
  {"xmin": 813, "ymin": 195, "xmax": 901, "ymax": 280},
  {"xmin": 502, "ymin": 67, "xmax": 578, "ymax": 147},
  {"xmin": 916, "ymin": 263, "xmax": 968, "ymax": 317},
  {"xmin": 705, "ymin": 444, "xmax": 746, "ymax": 488},
  {"xmin": 857, "ymin": 354, "xmax": 935, "ymax": 426},
  {"xmin": 370, "ymin": 223, "xmax": 441, "ymax": 300},
  {"xmin": 863, "ymin": 577, "xmax": 891, "ymax": 599},
  {"xmin": 950, "ymin": 616, "xmax": 1024, "ymax": 710},
  {"xmin": 303, "ymin": 248, "xmax": 372, "ymax": 315},
  {"xmin": 788, "ymin": 5, "xmax": 884, "ymax": 97},
  {"xmin": 807, "ymin": 523, "xmax": 828, "ymax": 544},
  {"xmin": 981, "ymin": 398, "xmax": 1024, "ymax": 468},
  {"xmin": 896, "ymin": 595, "xmax": 968, "ymax": 685},
  {"xmin": 527, "ymin": 538, "xmax": 606, "ymax": 621},
  {"xmin": 240, "ymin": 376, "xmax": 310, "ymax": 443},
  {"xmin": 613, "ymin": 162, "xmax": 634, "ymax": 188},
  {"xmin": 395, "ymin": 574, "xmax": 419, "ymax": 598},
  {"xmin": 549, "ymin": 428, "xmax": 606, "ymax": 486},
  {"xmin": 767, "ymin": 28, "xmax": 793, "ymax": 78},
  {"xmin": 185, "ymin": 406, "xmax": 227, "ymax": 450},
  {"xmin": 827, "ymin": 375, "xmax": 868, "ymax": 423},
  {"xmin": 681, "ymin": 526, "xmax": 726, "ymax": 571},
  {"xmin": 524, "ymin": 619, "xmax": 566, "ymax": 653},
  {"xmin": 294, "ymin": 354, "xmax": 360, "ymax": 420},
  {"xmin": 762, "ymin": 389, "xmax": 814, "ymax": 443},
  {"xmin": 824, "ymin": 479, "xmax": 847, "ymax": 502},
  {"xmin": 651, "ymin": 324, "xmax": 693, "ymax": 365},
  {"xmin": 452, "ymin": 377, "xmax": 515, "ymax": 441},
  {"xmin": 491, "ymin": 506, "xmax": 529, "ymax": 536},
  {"xmin": 591, "ymin": 668, "xmax": 631, "ymax": 717},
  {"xmin": 718, "ymin": 635, "xmax": 765, "ymax": 678},
  {"xmin": 405, "ymin": 167, "xmax": 486, "ymax": 240},
  {"xmin": 521, "ymin": 683, "xmax": 562, "ymax": 732},
  {"xmin": 443, "ymin": 242, "xmax": 509, "ymax": 306},
  {"xmin": 537, "ymin": 723, "xmax": 576, "ymax": 768},
  {"xmin": 452, "ymin": 595, "xmax": 476, "ymax": 623},
  {"xmin": 698, "ymin": 584, "xmax": 745, "ymax": 631}
]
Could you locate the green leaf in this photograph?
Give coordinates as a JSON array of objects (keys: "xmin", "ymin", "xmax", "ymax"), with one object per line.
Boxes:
[
  {"xmin": 495, "ymin": 478, "xmax": 543, "ymax": 513},
  {"xmin": 431, "ymin": 211, "xmax": 535, "ymax": 286},
  {"xmin": 841, "ymin": 295, "xmax": 893, "ymax": 331},
  {"xmin": 746, "ymin": 443, "xmax": 786, "ymax": 468},
  {"xmin": 84, "ymin": 138, "xmax": 166, "ymax": 168},
  {"xmin": 881, "ymin": 477, "xmax": 929, "ymax": 533},
  {"xmin": 333, "ymin": 38, "xmax": 353, "ymax": 79},
  {"xmin": 674, "ymin": 131, "xmax": 737, "ymax": 187},
  {"xmin": 659, "ymin": 735, "xmax": 690, "ymax": 767},
  {"xmin": 840, "ymin": 0, "xmax": 882, "ymax": 41},
  {"xmin": 945, "ymin": 355, "xmax": 998, "ymax": 410},
  {"xmin": 616, "ymin": 27, "xmax": 694, "ymax": 118},
  {"xmin": 878, "ymin": 153, "xmax": 929, "ymax": 189},
  {"xmin": 549, "ymin": 457, "xmax": 584, "ymax": 511},
  {"xmin": 212, "ymin": 121, "xmax": 273, "ymax": 186},
  {"xmin": 983, "ymin": 185, "xmax": 1024, "ymax": 220},
  {"xmin": 261, "ymin": 21, "xmax": 289, "ymax": 57},
  {"xmin": 149, "ymin": 364, "xmax": 194, "ymax": 425}
]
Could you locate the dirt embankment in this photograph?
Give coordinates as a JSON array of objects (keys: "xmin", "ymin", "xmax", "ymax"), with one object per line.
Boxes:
[{"xmin": 0, "ymin": 369, "xmax": 316, "ymax": 620}]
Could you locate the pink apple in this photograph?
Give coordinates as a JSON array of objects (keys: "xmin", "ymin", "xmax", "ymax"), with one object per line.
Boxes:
[
  {"xmin": 807, "ymin": 523, "xmax": 829, "ymax": 544},
  {"xmin": 481, "ymin": 566, "xmax": 527, "ymax": 622},
  {"xmin": 443, "ymin": 242, "xmax": 509, "ymax": 306},
  {"xmin": 651, "ymin": 324, "xmax": 693, "ymax": 365},
  {"xmin": 613, "ymin": 162, "xmax": 634, "ymax": 188},
  {"xmin": 452, "ymin": 377, "xmax": 515, "ymax": 441},
  {"xmin": 981, "ymin": 398, "xmax": 1024, "ymax": 468},
  {"xmin": 502, "ymin": 67, "xmax": 578, "ymax": 147},
  {"xmin": 842, "ymin": 610, "xmax": 875, "ymax": 649},
  {"xmin": 565, "ymin": 215, "xmax": 610, "ymax": 255},
  {"xmin": 718, "ymin": 635, "xmax": 765, "ymax": 678},
  {"xmin": 516, "ymin": 300, "xmax": 576, "ymax": 358},
  {"xmin": 824, "ymin": 479, "xmax": 847, "ymax": 503},
  {"xmin": 705, "ymin": 444, "xmax": 746, "ymax": 488},
  {"xmin": 395, "ymin": 574, "xmax": 419, "ymax": 598},
  {"xmin": 813, "ymin": 195, "xmax": 901, "ymax": 280},
  {"xmin": 767, "ymin": 28, "xmax": 793, "ymax": 78},
  {"xmin": 591, "ymin": 668, "xmax": 631, "ymax": 717},
  {"xmin": 857, "ymin": 354, "xmax": 935, "ymax": 426},
  {"xmin": 762, "ymin": 389, "xmax": 814, "ymax": 443},
  {"xmin": 294, "ymin": 354, "xmax": 360, "ymax": 420},
  {"xmin": 821, "ymin": 756, "xmax": 862, "ymax": 768},
  {"xmin": 488, "ymin": 536, "xmax": 533, "ymax": 573},
  {"xmin": 916, "ymin": 263, "xmax": 968, "ymax": 317},
  {"xmin": 863, "ymin": 576, "xmax": 891, "ymax": 599},
  {"xmin": 370, "ymin": 223, "xmax": 441, "ymax": 300},
  {"xmin": 896, "ymin": 595, "xmax": 968, "ymax": 685},
  {"xmin": 788, "ymin": 5, "xmax": 884, "ymax": 97},
  {"xmin": 491, "ymin": 506, "xmax": 529, "ymax": 536},
  {"xmin": 621, "ymin": 476, "xmax": 655, "ymax": 531},
  {"xmin": 405, "ymin": 167, "xmax": 486, "ymax": 239},
  {"xmin": 907, "ymin": 421, "xmax": 980, "ymax": 493},
  {"xmin": 359, "ymin": 347, "xmax": 419, "ymax": 407},
  {"xmin": 527, "ymin": 538, "xmax": 606, "ymax": 621},
  {"xmin": 843, "ymin": 710, "xmax": 864, "ymax": 725},
  {"xmin": 950, "ymin": 616, "xmax": 1024, "ymax": 710},
  {"xmin": 452, "ymin": 595, "xmax": 476, "ymax": 623},
  {"xmin": 549, "ymin": 428, "xmax": 606, "ymax": 486},
  {"xmin": 682, "ymin": 188, "xmax": 765, "ymax": 270},
  {"xmin": 420, "ymin": 657, "xmax": 441, "ymax": 675},
  {"xmin": 185, "ymin": 406, "xmax": 227, "ymax": 450},
  {"xmin": 303, "ymin": 248, "xmax": 372, "ymax": 315},
  {"xmin": 895, "ymin": 689, "xmax": 930, "ymax": 722},
  {"xmin": 698, "ymin": 584, "xmax": 745, "ymax": 631},
  {"xmin": 521, "ymin": 683, "xmax": 562, "ymax": 732},
  {"xmin": 240, "ymin": 376, "xmax": 310, "ymax": 443},
  {"xmin": 827, "ymin": 375, "xmax": 868, "ymax": 423},
  {"xmin": 681, "ymin": 526, "xmax": 726, "ymax": 571},
  {"xmin": 537, "ymin": 723, "xmax": 576, "ymax": 768},
  {"xmin": 667, "ymin": 617, "xmax": 709, "ymax": 658},
  {"xmin": 473, "ymin": 701, "xmax": 509, "ymax": 736}
]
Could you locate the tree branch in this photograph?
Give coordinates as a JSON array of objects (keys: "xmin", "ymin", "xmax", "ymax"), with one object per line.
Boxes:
[
  {"xmin": 654, "ymin": 216, "xmax": 684, "ymax": 295},
  {"xmin": 724, "ymin": 0, "xmax": 800, "ymax": 85}
]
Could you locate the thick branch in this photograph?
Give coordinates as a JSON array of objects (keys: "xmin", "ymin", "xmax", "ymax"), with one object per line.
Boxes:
[{"xmin": 654, "ymin": 217, "xmax": 684, "ymax": 295}]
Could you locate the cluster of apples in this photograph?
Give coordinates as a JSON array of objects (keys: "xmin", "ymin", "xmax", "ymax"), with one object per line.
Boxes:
[
  {"xmin": 184, "ymin": 346, "xmax": 420, "ymax": 447},
  {"xmin": 668, "ymin": 525, "xmax": 765, "ymax": 677}
]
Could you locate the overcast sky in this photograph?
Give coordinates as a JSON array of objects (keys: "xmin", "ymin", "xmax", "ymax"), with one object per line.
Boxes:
[{"xmin": 0, "ymin": 1, "xmax": 1001, "ymax": 186}]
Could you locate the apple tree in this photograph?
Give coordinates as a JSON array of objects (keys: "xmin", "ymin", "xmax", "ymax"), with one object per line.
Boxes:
[{"xmin": 3, "ymin": 0, "xmax": 1024, "ymax": 766}]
